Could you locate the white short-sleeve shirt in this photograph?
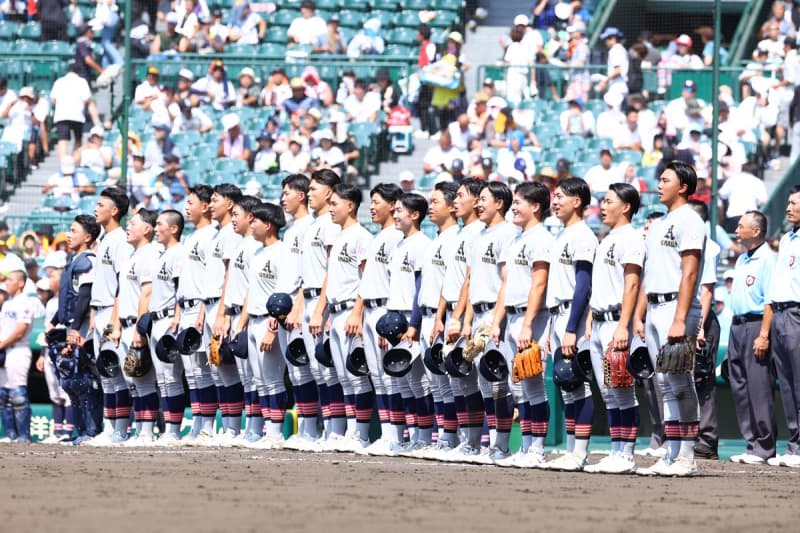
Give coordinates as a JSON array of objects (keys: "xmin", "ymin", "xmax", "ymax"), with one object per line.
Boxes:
[
  {"xmin": 589, "ymin": 224, "xmax": 644, "ymax": 312},
  {"xmin": 441, "ymin": 220, "xmax": 485, "ymax": 303},
  {"xmin": 546, "ymin": 220, "xmax": 598, "ymax": 308},
  {"xmin": 418, "ymin": 224, "xmax": 460, "ymax": 309},
  {"xmin": 118, "ymin": 242, "xmax": 161, "ymax": 319},
  {"xmin": 149, "ymin": 243, "xmax": 183, "ymax": 312},
  {"xmin": 359, "ymin": 226, "xmax": 403, "ymax": 300},
  {"xmin": 300, "ymin": 212, "xmax": 341, "ymax": 290},
  {"xmin": 246, "ymin": 241, "xmax": 297, "ymax": 316},
  {"xmin": 90, "ymin": 227, "xmax": 133, "ymax": 307},
  {"xmin": 205, "ymin": 222, "xmax": 241, "ymax": 299},
  {"xmin": 178, "ymin": 224, "xmax": 218, "ymax": 301},
  {"xmin": 386, "ymin": 231, "xmax": 430, "ymax": 312},
  {"xmin": 469, "ymin": 222, "xmax": 519, "ymax": 305},
  {"xmin": 226, "ymin": 235, "xmax": 261, "ymax": 307},
  {"xmin": 282, "ymin": 214, "xmax": 314, "ymax": 295},
  {"xmin": 500, "ymin": 223, "xmax": 553, "ymax": 309},
  {"xmin": 326, "ymin": 223, "xmax": 372, "ymax": 304}
]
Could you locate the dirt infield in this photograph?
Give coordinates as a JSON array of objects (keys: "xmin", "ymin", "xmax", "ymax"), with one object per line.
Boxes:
[{"xmin": 1, "ymin": 444, "xmax": 797, "ymax": 533}]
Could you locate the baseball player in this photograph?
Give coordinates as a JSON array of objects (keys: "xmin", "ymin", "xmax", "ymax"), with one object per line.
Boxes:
[
  {"xmin": 727, "ymin": 211, "xmax": 777, "ymax": 465},
  {"xmin": 455, "ymin": 181, "xmax": 519, "ymax": 463},
  {"xmin": 279, "ymin": 175, "xmax": 322, "ymax": 449},
  {"xmin": 37, "ymin": 253, "xmax": 76, "ymax": 443},
  {"xmin": 385, "ymin": 193, "xmax": 434, "ymax": 454},
  {"xmin": 87, "ymin": 187, "xmax": 134, "ymax": 446},
  {"xmin": 543, "ymin": 177, "xmax": 598, "ymax": 472},
  {"xmin": 492, "ymin": 182, "xmax": 554, "ymax": 468},
  {"xmin": 300, "ymin": 169, "xmax": 343, "ymax": 442},
  {"xmin": 436, "ymin": 178, "xmax": 486, "ymax": 460},
  {"xmin": 116, "ymin": 209, "xmax": 161, "ymax": 446},
  {"xmin": 177, "ymin": 185, "xmax": 219, "ymax": 445},
  {"xmin": 239, "ymin": 202, "xmax": 297, "ymax": 450},
  {"xmin": 206, "ymin": 184, "xmax": 244, "ymax": 443},
  {"xmin": 766, "ymin": 184, "xmax": 800, "ymax": 468},
  {"xmin": 0, "ymin": 266, "xmax": 36, "ymax": 443},
  {"xmin": 415, "ymin": 182, "xmax": 460, "ymax": 456},
  {"xmin": 582, "ymin": 183, "xmax": 644, "ymax": 474},
  {"xmin": 148, "ymin": 210, "xmax": 186, "ymax": 446},
  {"xmin": 323, "ymin": 184, "xmax": 374, "ymax": 451},
  {"xmin": 634, "ymin": 161, "xmax": 706, "ymax": 477},
  {"xmin": 358, "ymin": 183, "xmax": 404, "ymax": 456},
  {"xmin": 225, "ymin": 195, "xmax": 264, "ymax": 445}
]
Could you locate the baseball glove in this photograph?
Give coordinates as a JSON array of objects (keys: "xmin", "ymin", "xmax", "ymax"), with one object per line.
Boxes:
[
  {"xmin": 656, "ymin": 337, "xmax": 695, "ymax": 374},
  {"xmin": 603, "ymin": 344, "xmax": 634, "ymax": 388},
  {"xmin": 512, "ymin": 341, "xmax": 543, "ymax": 382},
  {"xmin": 123, "ymin": 345, "xmax": 151, "ymax": 378},
  {"xmin": 208, "ymin": 336, "xmax": 221, "ymax": 366},
  {"xmin": 463, "ymin": 323, "xmax": 491, "ymax": 363}
]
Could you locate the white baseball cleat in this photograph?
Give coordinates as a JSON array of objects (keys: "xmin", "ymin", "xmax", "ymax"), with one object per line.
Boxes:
[
  {"xmin": 780, "ymin": 454, "xmax": 800, "ymax": 468},
  {"xmin": 544, "ymin": 453, "xmax": 586, "ymax": 472},
  {"xmin": 514, "ymin": 451, "xmax": 548, "ymax": 468},
  {"xmin": 400, "ymin": 441, "xmax": 430, "ymax": 457},
  {"xmin": 667, "ymin": 456, "xmax": 698, "ymax": 477},
  {"xmin": 636, "ymin": 458, "xmax": 673, "ymax": 476},
  {"xmin": 423, "ymin": 440, "xmax": 455, "ymax": 461},
  {"xmin": 84, "ymin": 432, "xmax": 114, "ymax": 447},
  {"xmin": 588, "ymin": 454, "xmax": 636, "ymax": 474},
  {"xmin": 464, "ymin": 446, "xmax": 494, "ymax": 465},
  {"xmin": 216, "ymin": 431, "xmax": 240, "ymax": 448},
  {"xmin": 184, "ymin": 431, "xmax": 216, "ymax": 448},
  {"xmin": 40, "ymin": 435, "xmax": 64, "ymax": 445},
  {"xmin": 153, "ymin": 434, "xmax": 182, "ymax": 447},
  {"xmin": 635, "ymin": 446, "xmax": 667, "ymax": 458},
  {"xmin": 357, "ymin": 438, "xmax": 391, "ymax": 456},
  {"xmin": 493, "ymin": 452, "xmax": 521, "ymax": 468},
  {"xmin": 283, "ymin": 434, "xmax": 316, "ymax": 451},
  {"xmin": 0, "ymin": 437, "xmax": 13, "ymax": 444},
  {"xmin": 441, "ymin": 443, "xmax": 481, "ymax": 463},
  {"xmin": 385, "ymin": 441, "xmax": 411, "ymax": 457},
  {"xmin": 730, "ymin": 453, "xmax": 766, "ymax": 465},
  {"xmin": 767, "ymin": 454, "xmax": 786, "ymax": 466},
  {"xmin": 583, "ymin": 453, "xmax": 619, "ymax": 473},
  {"xmin": 488, "ymin": 447, "xmax": 512, "ymax": 464}
]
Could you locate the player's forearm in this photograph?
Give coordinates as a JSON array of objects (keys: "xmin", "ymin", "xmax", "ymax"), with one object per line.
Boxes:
[
  {"xmin": 0, "ymin": 323, "xmax": 28, "ymax": 349},
  {"xmin": 216, "ymin": 269, "xmax": 231, "ymax": 319},
  {"xmin": 314, "ymin": 275, "xmax": 330, "ymax": 316},
  {"xmin": 698, "ymin": 284, "xmax": 713, "ymax": 326},
  {"xmin": 566, "ymin": 261, "xmax": 592, "ymax": 334},
  {"xmin": 674, "ymin": 254, "xmax": 700, "ymax": 323},
  {"xmin": 409, "ymin": 273, "xmax": 422, "ymax": 330},
  {"xmin": 492, "ymin": 283, "xmax": 507, "ymax": 329},
  {"xmin": 618, "ymin": 268, "xmax": 641, "ymax": 329},
  {"xmin": 435, "ymin": 294, "xmax": 448, "ymax": 324},
  {"xmin": 137, "ymin": 284, "xmax": 152, "ymax": 318},
  {"xmin": 634, "ymin": 284, "xmax": 647, "ymax": 323},
  {"xmin": 759, "ymin": 304, "xmax": 774, "ymax": 338},
  {"xmin": 525, "ymin": 266, "xmax": 548, "ymax": 327}
]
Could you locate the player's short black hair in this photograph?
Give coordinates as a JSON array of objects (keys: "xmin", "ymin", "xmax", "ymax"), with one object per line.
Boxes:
[
  {"xmin": 608, "ymin": 183, "xmax": 641, "ymax": 217},
  {"xmin": 74, "ymin": 214, "xmax": 101, "ymax": 242},
  {"xmin": 399, "ymin": 193, "xmax": 428, "ymax": 225},
  {"xmin": 213, "ymin": 183, "xmax": 242, "ymax": 203},
  {"xmin": 370, "ymin": 182, "xmax": 402, "ymax": 203},
  {"xmin": 745, "ymin": 210, "xmax": 768, "ymax": 235},
  {"xmin": 99, "ymin": 186, "xmax": 130, "ymax": 220},
  {"xmin": 480, "ymin": 181, "xmax": 513, "ymax": 215},
  {"xmin": 514, "ymin": 181, "xmax": 550, "ymax": 216},
  {"xmin": 557, "ymin": 177, "xmax": 591, "ymax": 211},
  {"xmin": 188, "ymin": 184, "xmax": 214, "ymax": 203},
  {"xmin": 688, "ymin": 199, "xmax": 709, "ymax": 221},
  {"xmin": 252, "ymin": 202, "xmax": 286, "ymax": 229},
  {"xmin": 666, "ymin": 160, "xmax": 697, "ymax": 196},
  {"xmin": 235, "ymin": 195, "xmax": 261, "ymax": 214},
  {"xmin": 310, "ymin": 168, "xmax": 340, "ymax": 189},
  {"xmin": 332, "ymin": 183, "xmax": 362, "ymax": 209},
  {"xmin": 434, "ymin": 181, "xmax": 458, "ymax": 204},
  {"xmin": 790, "ymin": 184, "xmax": 800, "ymax": 196},
  {"xmin": 458, "ymin": 177, "xmax": 483, "ymax": 198},
  {"xmin": 137, "ymin": 208, "xmax": 158, "ymax": 230},
  {"xmin": 159, "ymin": 209, "xmax": 185, "ymax": 238},
  {"xmin": 282, "ymin": 174, "xmax": 310, "ymax": 197}
]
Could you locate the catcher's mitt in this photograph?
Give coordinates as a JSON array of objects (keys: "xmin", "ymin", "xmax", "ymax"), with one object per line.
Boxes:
[
  {"xmin": 463, "ymin": 323, "xmax": 490, "ymax": 363},
  {"xmin": 512, "ymin": 342, "xmax": 543, "ymax": 382},
  {"xmin": 656, "ymin": 337, "xmax": 695, "ymax": 374},
  {"xmin": 208, "ymin": 336, "xmax": 221, "ymax": 366},
  {"xmin": 603, "ymin": 344, "xmax": 633, "ymax": 388}
]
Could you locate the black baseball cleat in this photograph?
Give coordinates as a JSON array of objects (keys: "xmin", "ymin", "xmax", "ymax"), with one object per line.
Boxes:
[{"xmin": 694, "ymin": 442, "xmax": 719, "ymax": 460}]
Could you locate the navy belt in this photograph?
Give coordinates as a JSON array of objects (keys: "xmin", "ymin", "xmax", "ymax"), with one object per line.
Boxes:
[
  {"xmin": 328, "ymin": 300, "xmax": 355, "ymax": 314},
  {"xmin": 506, "ymin": 305, "xmax": 527, "ymax": 315},
  {"xmin": 225, "ymin": 304, "xmax": 243, "ymax": 316},
  {"xmin": 363, "ymin": 298, "xmax": 387, "ymax": 309},
  {"xmin": 647, "ymin": 292, "xmax": 678, "ymax": 304},
  {"xmin": 179, "ymin": 299, "xmax": 202, "ymax": 309},
  {"xmin": 151, "ymin": 308, "xmax": 175, "ymax": 321},
  {"xmin": 119, "ymin": 316, "xmax": 137, "ymax": 328},
  {"xmin": 773, "ymin": 301, "xmax": 800, "ymax": 312},
  {"xmin": 303, "ymin": 288, "xmax": 322, "ymax": 299},
  {"xmin": 446, "ymin": 301, "xmax": 457, "ymax": 312},
  {"xmin": 549, "ymin": 301, "xmax": 571, "ymax": 315},
  {"xmin": 249, "ymin": 313, "xmax": 269, "ymax": 319},
  {"xmin": 732, "ymin": 313, "xmax": 762, "ymax": 325},
  {"xmin": 204, "ymin": 297, "xmax": 221, "ymax": 306},
  {"xmin": 420, "ymin": 306, "xmax": 437, "ymax": 316},
  {"xmin": 472, "ymin": 302, "xmax": 495, "ymax": 314},
  {"xmin": 592, "ymin": 309, "xmax": 621, "ymax": 322}
]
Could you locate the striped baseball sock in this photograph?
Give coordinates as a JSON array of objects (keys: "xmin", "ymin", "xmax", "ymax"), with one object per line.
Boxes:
[
  {"xmin": 664, "ymin": 420, "xmax": 681, "ymax": 460},
  {"xmin": 388, "ymin": 393, "xmax": 406, "ymax": 442},
  {"xmin": 494, "ymin": 395, "xmax": 514, "ymax": 452},
  {"xmin": 483, "ymin": 398, "xmax": 496, "ymax": 448},
  {"xmin": 317, "ymin": 383, "xmax": 331, "ymax": 436},
  {"xmin": 217, "ymin": 386, "xmax": 229, "ymax": 431},
  {"xmin": 620, "ymin": 406, "xmax": 640, "ymax": 457},
  {"xmin": 563, "ymin": 402, "xmax": 576, "ymax": 453},
  {"xmin": 52, "ymin": 404, "xmax": 65, "ymax": 437},
  {"xmin": 354, "ymin": 391, "xmax": 374, "ymax": 441},
  {"xmin": 64, "ymin": 405, "xmax": 76, "ymax": 438},
  {"xmin": 198, "ymin": 386, "xmax": 217, "ymax": 434},
  {"xmin": 518, "ymin": 403, "xmax": 532, "ymax": 453},
  {"xmin": 375, "ymin": 393, "xmax": 392, "ymax": 438},
  {"xmin": 434, "ymin": 401, "xmax": 444, "ymax": 438},
  {"xmin": 268, "ymin": 391, "xmax": 289, "ymax": 438},
  {"xmin": 344, "ymin": 393, "xmax": 357, "ymax": 435},
  {"xmin": 102, "ymin": 393, "xmax": 116, "ymax": 429},
  {"xmin": 165, "ymin": 394, "xmax": 186, "ymax": 437},
  {"xmin": 136, "ymin": 393, "xmax": 159, "ymax": 437},
  {"xmin": 258, "ymin": 393, "xmax": 271, "ymax": 433},
  {"xmin": 529, "ymin": 400, "xmax": 549, "ymax": 453},
  {"xmin": 441, "ymin": 401, "xmax": 458, "ymax": 447},
  {"xmin": 294, "ymin": 381, "xmax": 320, "ymax": 438},
  {"xmin": 572, "ymin": 396, "xmax": 594, "ymax": 458},
  {"xmin": 453, "ymin": 395, "xmax": 467, "ymax": 442},
  {"xmin": 228, "ymin": 383, "xmax": 244, "ymax": 434},
  {"xmin": 607, "ymin": 407, "xmax": 621, "ymax": 454},
  {"xmin": 114, "ymin": 390, "xmax": 132, "ymax": 435},
  {"xmin": 678, "ymin": 421, "xmax": 699, "ymax": 460},
  {"xmin": 465, "ymin": 392, "xmax": 484, "ymax": 448},
  {"xmin": 188, "ymin": 388, "xmax": 202, "ymax": 435},
  {"xmin": 415, "ymin": 394, "xmax": 435, "ymax": 444},
  {"xmin": 402, "ymin": 395, "xmax": 417, "ymax": 442},
  {"xmin": 327, "ymin": 384, "xmax": 347, "ymax": 436}
]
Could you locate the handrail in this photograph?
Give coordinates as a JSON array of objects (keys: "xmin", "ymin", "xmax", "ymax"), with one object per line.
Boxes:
[
  {"xmin": 587, "ymin": 0, "xmax": 621, "ymax": 49},
  {"xmin": 761, "ymin": 153, "xmax": 800, "ymax": 239},
  {"xmin": 728, "ymin": 0, "xmax": 767, "ymax": 65}
]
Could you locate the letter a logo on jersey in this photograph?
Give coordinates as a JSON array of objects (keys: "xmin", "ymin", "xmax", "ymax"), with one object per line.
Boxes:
[
  {"xmin": 102, "ymin": 247, "xmax": 112, "ymax": 265},
  {"xmin": 376, "ymin": 243, "xmax": 389, "ymax": 264},
  {"xmin": 664, "ymin": 226, "xmax": 676, "ymax": 240},
  {"xmin": 661, "ymin": 225, "xmax": 678, "ymax": 247},
  {"xmin": 234, "ymin": 251, "xmax": 245, "ymax": 270},
  {"xmin": 559, "ymin": 243, "xmax": 572, "ymax": 265},
  {"xmin": 482, "ymin": 243, "xmax": 496, "ymax": 264},
  {"xmin": 604, "ymin": 243, "xmax": 616, "ymax": 266},
  {"xmin": 190, "ymin": 242, "xmax": 201, "ymax": 262},
  {"xmin": 157, "ymin": 262, "xmax": 170, "ymax": 281},
  {"xmin": 455, "ymin": 241, "xmax": 466, "ymax": 262}
]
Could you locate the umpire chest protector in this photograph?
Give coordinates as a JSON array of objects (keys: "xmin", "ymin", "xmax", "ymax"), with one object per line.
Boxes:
[{"xmin": 57, "ymin": 251, "xmax": 95, "ymax": 326}]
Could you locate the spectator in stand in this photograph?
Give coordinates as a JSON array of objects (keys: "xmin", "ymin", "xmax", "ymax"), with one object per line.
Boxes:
[
  {"xmin": 534, "ymin": 51, "xmax": 559, "ymax": 100},
  {"xmin": 559, "ymin": 98, "xmax": 595, "ymax": 137},
  {"xmin": 283, "ymin": 77, "xmax": 319, "ymax": 116},
  {"xmin": 719, "ymin": 162, "xmax": 768, "ymax": 232},
  {"xmin": 144, "ymin": 121, "xmax": 178, "ymax": 168},
  {"xmin": 0, "ymin": 86, "xmax": 33, "ymax": 157},
  {"xmin": 287, "ymin": 0, "xmax": 327, "ymax": 46},
  {"xmin": 621, "ymin": 163, "xmax": 647, "ymax": 193},
  {"xmin": 496, "ymin": 130, "xmax": 535, "ymax": 181},
  {"xmin": 39, "ymin": 0, "xmax": 69, "ymax": 41},
  {"xmin": 0, "ymin": 78, "xmax": 15, "ymax": 112},
  {"xmin": 172, "ymin": 99, "xmax": 213, "ymax": 133},
  {"xmin": 595, "ymin": 90, "xmax": 625, "ymax": 139},
  {"xmin": 175, "ymin": 0, "xmax": 200, "ymax": 51},
  {"xmin": 532, "ymin": 0, "xmax": 558, "ymax": 30},
  {"xmin": 217, "ymin": 113, "xmax": 251, "ymax": 162},
  {"xmin": 174, "ymin": 69, "xmax": 194, "ymax": 102},
  {"xmin": 311, "ymin": 129, "xmax": 346, "ymax": 177},
  {"xmin": 414, "ymin": 24, "xmax": 437, "ymax": 138},
  {"xmin": 613, "ymin": 108, "xmax": 644, "ymax": 152},
  {"xmin": 75, "ymin": 21, "xmax": 104, "ymax": 81},
  {"xmin": 432, "ymin": 31, "xmax": 469, "ymax": 132},
  {"xmin": 758, "ymin": 19, "xmax": 787, "ymax": 60},
  {"xmin": 42, "ymin": 158, "xmax": 95, "ymax": 208},
  {"xmin": 252, "ymin": 132, "xmax": 279, "ymax": 173},
  {"xmin": 302, "ymin": 66, "xmax": 334, "ymax": 108},
  {"xmin": 77, "ymin": 126, "xmax": 113, "ymax": 174},
  {"xmin": 696, "ymin": 26, "xmax": 729, "ymax": 66},
  {"xmin": 313, "ymin": 14, "xmax": 347, "ymax": 55},
  {"xmin": 790, "ymin": 81, "xmax": 800, "ymax": 162},
  {"xmin": 329, "ymin": 111, "xmax": 359, "ymax": 182},
  {"xmin": 740, "ymin": 88, "xmax": 781, "ymax": 166},
  {"xmin": 657, "ymin": 34, "xmax": 703, "ymax": 93},
  {"xmin": 236, "ymin": 68, "xmax": 260, "ymax": 107},
  {"xmin": 159, "ymin": 154, "xmax": 191, "ymax": 197},
  {"xmin": 191, "ymin": 59, "xmax": 235, "ymax": 109},
  {"xmin": 503, "ymin": 24, "xmax": 533, "ymax": 106},
  {"xmin": 92, "ymin": 0, "xmax": 123, "ymax": 67},
  {"xmin": 228, "ymin": 2, "xmax": 265, "ymax": 45},
  {"xmin": 664, "ymin": 79, "xmax": 706, "ymax": 139},
  {"xmin": 29, "ymin": 91, "xmax": 51, "ymax": 169},
  {"xmin": 565, "ymin": 20, "xmax": 590, "ymax": 101},
  {"xmin": 152, "ymin": 12, "xmax": 183, "ymax": 53},
  {"xmin": 422, "ymin": 130, "xmax": 464, "ymax": 174},
  {"xmin": 260, "ymin": 68, "xmax": 291, "ymax": 108},
  {"xmin": 296, "ymin": 107, "xmax": 321, "ymax": 145},
  {"xmin": 208, "ymin": 8, "xmax": 229, "ymax": 49},
  {"xmin": 485, "ymin": 104, "xmax": 540, "ymax": 148},
  {"xmin": 762, "ymin": 1, "xmax": 796, "ymax": 38},
  {"xmin": 627, "ymin": 42, "xmax": 647, "ymax": 97},
  {"xmin": 466, "ymin": 91, "xmax": 490, "ymax": 139},
  {"xmin": 134, "ymin": 66, "xmax": 163, "ymax": 111},
  {"xmin": 343, "ymin": 79, "xmax": 380, "ymax": 123},
  {"xmin": 583, "ymin": 149, "xmax": 620, "ymax": 193},
  {"xmin": 447, "ymin": 114, "xmax": 472, "ymax": 150},
  {"xmin": 499, "ymin": 14, "xmax": 543, "ymax": 57},
  {"xmin": 347, "ymin": 18, "xmax": 385, "ymax": 58},
  {"xmin": 595, "ymin": 27, "xmax": 628, "ymax": 100},
  {"xmin": 279, "ymin": 135, "xmax": 310, "ymax": 173},
  {"xmin": 51, "ymin": 64, "xmax": 95, "ymax": 159}
]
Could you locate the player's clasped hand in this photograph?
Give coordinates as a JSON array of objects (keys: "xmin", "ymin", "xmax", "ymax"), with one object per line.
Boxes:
[
  {"xmin": 753, "ymin": 335, "xmax": 769, "ymax": 360},
  {"xmin": 309, "ymin": 312, "xmax": 324, "ymax": 337},
  {"xmin": 612, "ymin": 324, "xmax": 629, "ymax": 351},
  {"xmin": 561, "ymin": 331, "xmax": 577, "ymax": 357},
  {"xmin": 344, "ymin": 311, "xmax": 362, "ymax": 337}
]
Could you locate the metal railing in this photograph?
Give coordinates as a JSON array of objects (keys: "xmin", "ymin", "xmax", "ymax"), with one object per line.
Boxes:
[{"xmin": 761, "ymin": 155, "xmax": 800, "ymax": 239}]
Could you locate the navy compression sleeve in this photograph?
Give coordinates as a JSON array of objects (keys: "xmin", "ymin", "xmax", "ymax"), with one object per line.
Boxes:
[{"xmin": 566, "ymin": 261, "xmax": 592, "ymax": 334}]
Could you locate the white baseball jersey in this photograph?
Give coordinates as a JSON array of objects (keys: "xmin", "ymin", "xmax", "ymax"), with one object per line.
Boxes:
[
  {"xmin": 700, "ymin": 238, "xmax": 720, "ymax": 287},
  {"xmin": 178, "ymin": 224, "xmax": 218, "ymax": 301},
  {"xmin": 0, "ymin": 294, "xmax": 34, "ymax": 349},
  {"xmin": 282, "ymin": 214, "xmax": 314, "ymax": 294},
  {"xmin": 226, "ymin": 235, "xmax": 261, "ymax": 307},
  {"xmin": 326, "ymin": 223, "xmax": 372, "ymax": 304},
  {"xmin": 118, "ymin": 242, "xmax": 161, "ymax": 319},
  {"xmin": 768, "ymin": 228, "xmax": 800, "ymax": 303},
  {"xmin": 546, "ymin": 220, "xmax": 598, "ymax": 309},
  {"xmin": 387, "ymin": 231, "xmax": 431, "ymax": 311},
  {"xmin": 246, "ymin": 240, "xmax": 297, "ymax": 316},
  {"xmin": 500, "ymin": 223, "xmax": 554, "ymax": 308},
  {"xmin": 204, "ymin": 222, "xmax": 241, "ymax": 299},
  {"xmin": 468, "ymin": 221, "xmax": 519, "ymax": 305},
  {"xmin": 589, "ymin": 224, "xmax": 645, "ymax": 312},
  {"xmin": 643, "ymin": 204, "xmax": 705, "ymax": 301},
  {"xmin": 149, "ymin": 243, "xmax": 183, "ymax": 312},
  {"xmin": 300, "ymin": 212, "xmax": 341, "ymax": 289},
  {"xmin": 90, "ymin": 227, "xmax": 133, "ymax": 307},
  {"xmin": 359, "ymin": 226, "xmax": 403, "ymax": 300},
  {"xmin": 418, "ymin": 224, "xmax": 460, "ymax": 309},
  {"xmin": 441, "ymin": 220, "xmax": 485, "ymax": 303}
]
